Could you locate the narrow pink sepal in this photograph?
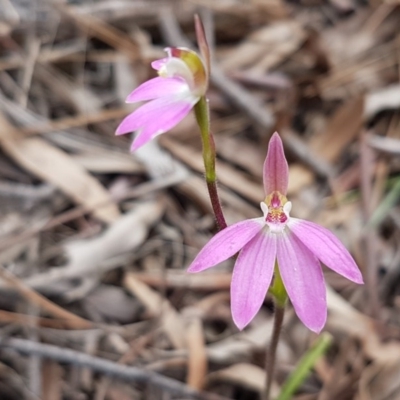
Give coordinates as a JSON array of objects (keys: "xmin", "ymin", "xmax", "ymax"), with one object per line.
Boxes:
[
  {"xmin": 263, "ymin": 132, "xmax": 289, "ymax": 195},
  {"xmin": 277, "ymin": 231, "xmax": 327, "ymax": 333},
  {"xmin": 288, "ymin": 219, "xmax": 364, "ymax": 284},
  {"xmin": 187, "ymin": 218, "xmax": 263, "ymax": 273},
  {"xmin": 126, "ymin": 77, "xmax": 188, "ymax": 103},
  {"xmin": 231, "ymin": 231, "xmax": 276, "ymax": 330}
]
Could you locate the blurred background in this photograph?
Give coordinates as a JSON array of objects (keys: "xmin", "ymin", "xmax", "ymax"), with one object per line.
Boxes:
[{"xmin": 0, "ymin": 0, "xmax": 399, "ymax": 399}]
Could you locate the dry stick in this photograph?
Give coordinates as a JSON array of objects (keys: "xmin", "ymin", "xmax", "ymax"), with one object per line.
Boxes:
[
  {"xmin": 21, "ymin": 107, "xmax": 129, "ymax": 136},
  {"xmin": 26, "ymin": 304, "xmax": 42, "ymax": 398},
  {"xmin": 0, "ymin": 338, "xmax": 232, "ymax": 400},
  {"xmin": 0, "ymin": 309, "xmax": 92, "ymax": 329},
  {"xmin": 0, "ymin": 265, "xmax": 92, "ymax": 329}
]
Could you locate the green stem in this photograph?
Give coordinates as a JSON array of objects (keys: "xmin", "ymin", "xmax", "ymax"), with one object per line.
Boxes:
[
  {"xmin": 277, "ymin": 333, "xmax": 332, "ymax": 400},
  {"xmin": 264, "ymin": 266, "xmax": 288, "ymax": 400},
  {"xmin": 194, "ymin": 96, "xmax": 227, "ymax": 231}
]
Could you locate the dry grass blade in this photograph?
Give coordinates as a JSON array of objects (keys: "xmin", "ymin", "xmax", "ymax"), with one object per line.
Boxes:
[
  {"xmin": 0, "ymin": 265, "xmax": 92, "ymax": 329},
  {"xmin": 42, "ymin": 361, "xmax": 62, "ymax": 400},
  {"xmin": 0, "ymin": 309, "xmax": 90, "ymax": 329},
  {"xmin": 310, "ymin": 97, "xmax": 364, "ymax": 163},
  {"xmin": 186, "ymin": 317, "xmax": 208, "ymax": 390}
]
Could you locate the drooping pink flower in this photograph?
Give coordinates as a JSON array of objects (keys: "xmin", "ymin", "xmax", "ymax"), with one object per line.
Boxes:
[
  {"xmin": 116, "ymin": 47, "xmax": 207, "ymax": 151},
  {"xmin": 188, "ymin": 132, "xmax": 363, "ymax": 333}
]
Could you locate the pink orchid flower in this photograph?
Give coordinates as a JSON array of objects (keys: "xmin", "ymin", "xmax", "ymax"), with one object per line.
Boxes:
[
  {"xmin": 188, "ymin": 132, "xmax": 363, "ymax": 333},
  {"xmin": 116, "ymin": 47, "xmax": 207, "ymax": 151}
]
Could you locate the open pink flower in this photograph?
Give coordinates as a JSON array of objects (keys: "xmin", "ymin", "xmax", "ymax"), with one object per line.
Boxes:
[
  {"xmin": 188, "ymin": 132, "xmax": 363, "ymax": 333},
  {"xmin": 116, "ymin": 47, "xmax": 207, "ymax": 151}
]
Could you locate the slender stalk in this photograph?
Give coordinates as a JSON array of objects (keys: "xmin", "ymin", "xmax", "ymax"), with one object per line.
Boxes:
[
  {"xmin": 265, "ymin": 265, "xmax": 288, "ymax": 400},
  {"xmin": 194, "ymin": 96, "xmax": 227, "ymax": 230},
  {"xmin": 264, "ymin": 304, "xmax": 285, "ymax": 400}
]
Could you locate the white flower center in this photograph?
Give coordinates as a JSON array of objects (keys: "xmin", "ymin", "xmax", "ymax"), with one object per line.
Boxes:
[
  {"xmin": 260, "ymin": 195, "xmax": 292, "ymax": 233},
  {"xmin": 159, "ymin": 58, "xmax": 195, "ymax": 89}
]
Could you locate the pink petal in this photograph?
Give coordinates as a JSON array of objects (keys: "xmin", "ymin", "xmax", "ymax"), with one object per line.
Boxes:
[
  {"xmin": 263, "ymin": 132, "xmax": 289, "ymax": 195},
  {"xmin": 116, "ymin": 98, "xmax": 169, "ymax": 136},
  {"xmin": 288, "ymin": 219, "xmax": 364, "ymax": 284},
  {"xmin": 277, "ymin": 231, "xmax": 327, "ymax": 333},
  {"xmin": 130, "ymin": 100, "xmax": 194, "ymax": 151},
  {"xmin": 116, "ymin": 97, "xmax": 196, "ymax": 149},
  {"xmin": 151, "ymin": 58, "xmax": 168, "ymax": 71},
  {"xmin": 126, "ymin": 77, "xmax": 189, "ymax": 103},
  {"xmin": 231, "ymin": 231, "xmax": 277, "ymax": 330},
  {"xmin": 187, "ymin": 219, "xmax": 264, "ymax": 273}
]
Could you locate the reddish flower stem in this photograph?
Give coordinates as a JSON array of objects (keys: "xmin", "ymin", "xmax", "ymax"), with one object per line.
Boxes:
[
  {"xmin": 206, "ymin": 180, "xmax": 227, "ymax": 231},
  {"xmin": 264, "ymin": 304, "xmax": 285, "ymax": 400}
]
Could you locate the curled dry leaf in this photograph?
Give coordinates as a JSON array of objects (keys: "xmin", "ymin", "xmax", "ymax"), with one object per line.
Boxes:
[
  {"xmin": 12, "ymin": 201, "xmax": 164, "ymax": 291},
  {"xmin": 310, "ymin": 97, "xmax": 364, "ymax": 163},
  {"xmin": 64, "ymin": 200, "xmax": 164, "ymax": 277},
  {"xmin": 364, "ymin": 84, "xmax": 400, "ymax": 120},
  {"xmin": 0, "ymin": 113, "xmax": 119, "ymax": 223}
]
